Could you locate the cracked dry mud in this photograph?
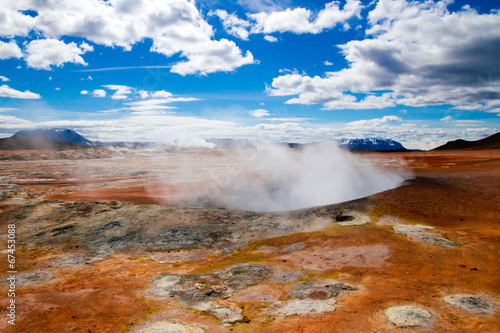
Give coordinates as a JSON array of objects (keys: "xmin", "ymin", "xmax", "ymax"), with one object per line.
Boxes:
[{"xmin": 0, "ymin": 148, "xmax": 499, "ymax": 332}]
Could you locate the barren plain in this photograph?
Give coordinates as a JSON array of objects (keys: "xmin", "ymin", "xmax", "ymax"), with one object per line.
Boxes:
[{"xmin": 0, "ymin": 147, "xmax": 499, "ymax": 332}]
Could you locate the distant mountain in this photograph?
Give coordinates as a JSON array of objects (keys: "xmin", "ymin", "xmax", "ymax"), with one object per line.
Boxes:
[
  {"xmin": 433, "ymin": 132, "xmax": 500, "ymax": 150},
  {"xmin": 0, "ymin": 134, "xmax": 82, "ymax": 150},
  {"xmin": 337, "ymin": 138, "xmax": 407, "ymax": 151},
  {"xmin": 13, "ymin": 128, "xmax": 94, "ymax": 146}
]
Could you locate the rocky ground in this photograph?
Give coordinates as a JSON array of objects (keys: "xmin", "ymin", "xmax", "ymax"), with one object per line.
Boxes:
[{"xmin": 0, "ymin": 148, "xmax": 499, "ymax": 332}]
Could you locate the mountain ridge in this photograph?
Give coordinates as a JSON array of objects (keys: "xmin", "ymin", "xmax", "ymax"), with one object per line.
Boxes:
[{"xmin": 433, "ymin": 132, "xmax": 500, "ymax": 150}]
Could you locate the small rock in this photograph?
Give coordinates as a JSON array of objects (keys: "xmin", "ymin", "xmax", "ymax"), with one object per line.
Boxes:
[
  {"xmin": 417, "ymin": 232, "xmax": 456, "ymax": 247},
  {"xmin": 274, "ymin": 299, "xmax": 336, "ymax": 316},
  {"xmin": 150, "ymin": 263, "xmax": 271, "ymax": 306},
  {"xmin": 394, "ymin": 224, "xmax": 433, "ymax": 235},
  {"xmin": 137, "ymin": 321, "xmax": 205, "ymax": 333},
  {"xmin": 289, "ymin": 282, "xmax": 356, "ymax": 300},
  {"xmin": 207, "ymin": 306, "xmax": 243, "ymax": 326},
  {"xmin": 394, "ymin": 224, "xmax": 456, "ymax": 247},
  {"xmin": 385, "ymin": 305, "xmax": 433, "ymax": 328},
  {"xmin": 444, "ymin": 295, "xmax": 495, "ymax": 314}
]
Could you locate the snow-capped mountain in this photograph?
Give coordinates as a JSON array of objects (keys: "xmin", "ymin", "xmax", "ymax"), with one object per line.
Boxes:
[
  {"xmin": 337, "ymin": 138, "xmax": 406, "ymax": 151},
  {"xmin": 13, "ymin": 129, "xmax": 94, "ymax": 146}
]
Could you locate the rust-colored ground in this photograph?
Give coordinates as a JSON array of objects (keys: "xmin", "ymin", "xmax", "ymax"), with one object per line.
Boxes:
[{"xmin": 0, "ymin": 148, "xmax": 499, "ymax": 332}]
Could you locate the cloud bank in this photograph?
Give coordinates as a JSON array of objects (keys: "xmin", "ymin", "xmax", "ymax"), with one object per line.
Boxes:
[{"xmin": 268, "ymin": 0, "xmax": 500, "ymax": 112}]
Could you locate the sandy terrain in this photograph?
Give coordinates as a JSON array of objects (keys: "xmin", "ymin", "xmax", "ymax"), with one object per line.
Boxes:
[{"xmin": 0, "ymin": 147, "xmax": 499, "ymax": 332}]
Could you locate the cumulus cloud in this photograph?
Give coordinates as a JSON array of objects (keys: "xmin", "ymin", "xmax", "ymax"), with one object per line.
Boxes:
[
  {"xmin": 249, "ymin": 109, "xmax": 271, "ymax": 117},
  {"xmin": 80, "ymin": 90, "xmax": 89, "ymax": 95},
  {"xmin": 0, "ymin": 2, "xmax": 35, "ymax": 37},
  {"xmin": 314, "ymin": 0, "xmax": 364, "ymax": 31},
  {"xmin": 0, "ymin": 0, "xmax": 255, "ymax": 75},
  {"xmin": 249, "ymin": 0, "xmax": 363, "ymax": 34},
  {"xmin": 166, "ymin": 39, "xmax": 255, "ymax": 76},
  {"xmin": 209, "ymin": 9, "xmax": 251, "ymax": 40},
  {"xmin": 0, "ymin": 40, "xmax": 22, "ymax": 59},
  {"xmin": 91, "ymin": 89, "xmax": 107, "ymax": 98},
  {"xmin": 0, "ymin": 85, "xmax": 41, "ymax": 99},
  {"xmin": 0, "ymin": 76, "xmax": 9, "ymax": 82},
  {"xmin": 264, "ymin": 35, "xmax": 278, "ymax": 42},
  {"xmin": 139, "ymin": 90, "xmax": 174, "ymax": 99},
  {"xmin": 268, "ymin": 0, "xmax": 500, "ymax": 111},
  {"xmin": 250, "ymin": 7, "xmax": 314, "ymax": 34},
  {"xmin": 24, "ymin": 39, "xmax": 93, "ymax": 70}
]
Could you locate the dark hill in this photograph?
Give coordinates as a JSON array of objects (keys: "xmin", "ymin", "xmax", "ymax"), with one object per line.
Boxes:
[
  {"xmin": 433, "ymin": 132, "xmax": 500, "ymax": 150},
  {"xmin": 13, "ymin": 128, "xmax": 94, "ymax": 146},
  {"xmin": 0, "ymin": 134, "xmax": 82, "ymax": 150}
]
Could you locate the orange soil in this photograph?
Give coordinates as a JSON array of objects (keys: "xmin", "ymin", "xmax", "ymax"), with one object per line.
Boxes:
[{"xmin": 0, "ymin": 149, "xmax": 499, "ymax": 332}]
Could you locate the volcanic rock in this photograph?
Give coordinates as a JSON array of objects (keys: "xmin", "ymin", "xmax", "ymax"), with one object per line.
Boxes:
[
  {"xmin": 136, "ymin": 321, "xmax": 205, "ymax": 333},
  {"xmin": 150, "ymin": 263, "xmax": 271, "ymax": 306},
  {"xmin": 443, "ymin": 295, "xmax": 495, "ymax": 314},
  {"xmin": 385, "ymin": 305, "xmax": 433, "ymax": 328},
  {"xmin": 394, "ymin": 224, "xmax": 457, "ymax": 247},
  {"xmin": 288, "ymin": 281, "xmax": 356, "ymax": 300}
]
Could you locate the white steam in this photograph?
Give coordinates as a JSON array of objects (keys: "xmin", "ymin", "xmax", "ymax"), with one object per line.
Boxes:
[{"xmin": 158, "ymin": 140, "xmax": 411, "ymax": 212}]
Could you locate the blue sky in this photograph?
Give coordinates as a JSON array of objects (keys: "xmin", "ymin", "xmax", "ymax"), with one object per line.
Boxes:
[{"xmin": 0, "ymin": 0, "xmax": 499, "ymax": 149}]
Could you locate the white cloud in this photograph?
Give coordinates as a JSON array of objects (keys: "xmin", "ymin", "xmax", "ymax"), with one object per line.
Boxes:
[
  {"xmin": 450, "ymin": 120, "xmax": 485, "ymax": 127},
  {"xmin": 0, "ymin": 111, "xmax": 496, "ymax": 151},
  {"xmin": 249, "ymin": 109, "xmax": 271, "ymax": 117},
  {"xmin": 0, "ymin": 40, "xmax": 22, "ymax": 59},
  {"xmin": 103, "ymin": 84, "xmax": 133, "ymax": 100},
  {"xmin": 249, "ymin": 0, "xmax": 363, "ymax": 34},
  {"xmin": 250, "ymin": 7, "xmax": 314, "ymax": 34},
  {"xmin": 323, "ymin": 60, "xmax": 333, "ymax": 66},
  {"xmin": 0, "ymin": 2, "xmax": 35, "ymax": 37},
  {"xmin": 264, "ymin": 35, "xmax": 278, "ymax": 42},
  {"xmin": 24, "ymin": 39, "xmax": 93, "ymax": 70},
  {"xmin": 0, "ymin": 76, "xmax": 9, "ymax": 82},
  {"xmin": 123, "ymin": 99, "xmax": 177, "ymax": 113},
  {"xmin": 209, "ymin": 9, "xmax": 251, "ymax": 40},
  {"xmin": 0, "ymin": 115, "xmax": 34, "ymax": 129},
  {"xmin": 80, "ymin": 90, "xmax": 89, "ymax": 95},
  {"xmin": 440, "ymin": 115, "xmax": 484, "ymax": 127},
  {"xmin": 152, "ymin": 90, "xmax": 174, "ymax": 99},
  {"xmin": 485, "ymin": 108, "xmax": 500, "ymax": 116},
  {"xmin": 166, "ymin": 39, "xmax": 255, "ymax": 76},
  {"xmin": 138, "ymin": 90, "xmax": 174, "ymax": 99},
  {"xmin": 91, "ymin": 89, "xmax": 107, "ymax": 98},
  {"xmin": 0, "ymin": 0, "xmax": 255, "ymax": 76},
  {"xmin": 0, "ymin": 85, "xmax": 41, "ymax": 99},
  {"xmin": 347, "ymin": 115, "xmax": 403, "ymax": 127},
  {"xmin": 314, "ymin": 0, "xmax": 363, "ymax": 31},
  {"xmin": 110, "ymin": 92, "xmax": 201, "ymax": 114},
  {"xmin": 0, "ymin": 107, "xmax": 17, "ymax": 112},
  {"xmin": 268, "ymin": 1, "xmax": 500, "ymax": 111}
]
